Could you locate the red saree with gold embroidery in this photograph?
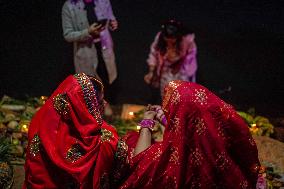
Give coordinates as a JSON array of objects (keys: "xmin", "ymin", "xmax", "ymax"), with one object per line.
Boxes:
[
  {"xmin": 23, "ymin": 73, "xmax": 118, "ymax": 189},
  {"xmin": 119, "ymin": 81, "xmax": 260, "ymax": 189}
]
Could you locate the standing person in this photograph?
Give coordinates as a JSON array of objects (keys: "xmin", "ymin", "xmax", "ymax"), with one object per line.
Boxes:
[
  {"xmin": 23, "ymin": 73, "xmax": 119, "ymax": 188},
  {"xmin": 62, "ymin": 0, "xmax": 118, "ymax": 115},
  {"xmin": 144, "ymin": 19, "xmax": 198, "ymax": 100},
  {"xmin": 116, "ymin": 80, "xmax": 260, "ymax": 189}
]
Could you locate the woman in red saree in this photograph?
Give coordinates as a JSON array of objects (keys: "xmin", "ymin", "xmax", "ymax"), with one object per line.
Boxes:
[
  {"xmin": 119, "ymin": 80, "xmax": 260, "ymax": 189},
  {"xmin": 23, "ymin": 73, "xmax": 119, "ymax": 188}
]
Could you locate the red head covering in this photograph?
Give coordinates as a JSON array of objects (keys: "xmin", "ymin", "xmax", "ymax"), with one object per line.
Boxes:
[
  {"xmin": 24, "ymin": 73, "xmax": 118, "ymax": 189},
  {"xmin": 120, "ymin": 81, "xmax": 260, "ymax": 189}
]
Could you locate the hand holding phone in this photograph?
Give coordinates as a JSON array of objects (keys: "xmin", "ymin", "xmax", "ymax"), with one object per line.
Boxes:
[{"xmin": 88, "ymin": 22, "xmax": 105, "ymax": 36}]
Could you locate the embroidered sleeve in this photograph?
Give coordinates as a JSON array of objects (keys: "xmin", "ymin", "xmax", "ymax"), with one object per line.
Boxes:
[{"xmin": 110, "ymin": 139, "xmax": 130, "ymax": 187}]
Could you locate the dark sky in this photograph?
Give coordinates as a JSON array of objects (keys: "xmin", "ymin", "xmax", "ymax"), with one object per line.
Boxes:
[{"xmin": 1, "ymin": 0, "xmax": 284, "ymax": 116}]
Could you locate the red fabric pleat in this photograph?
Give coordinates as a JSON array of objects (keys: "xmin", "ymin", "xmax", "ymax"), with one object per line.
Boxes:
[
  {"xmin": 120, "ymin": 81, "xmax": 260, "ymax": 189},
  {"xmin": 23, "ymin": 74, "xmax": 118, "ymax": 189}
]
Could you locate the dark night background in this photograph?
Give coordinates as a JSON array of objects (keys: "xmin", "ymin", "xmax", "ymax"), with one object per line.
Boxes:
[{"xmin": 1, "ymin": 0, "xmax": 283, "ymax": 117}]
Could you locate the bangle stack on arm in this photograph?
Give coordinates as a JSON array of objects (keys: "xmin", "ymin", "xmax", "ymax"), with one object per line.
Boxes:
[{"xmin": 138, "ymin": 119, "xmax": 156, "ymax": 132}]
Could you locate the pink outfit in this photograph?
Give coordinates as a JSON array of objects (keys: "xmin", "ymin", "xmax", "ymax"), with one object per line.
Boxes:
[{"xmin": 147, "ymin": 32, "xmax": 198, "ymax": 96}]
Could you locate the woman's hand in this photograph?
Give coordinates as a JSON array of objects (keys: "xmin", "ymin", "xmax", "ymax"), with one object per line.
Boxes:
[
  {"xmin": 134, "ymin": 108, "xmax": 155, "ymax": 156},
  {"xmin": 144, "ymin": 72, "xmax": 153, "ymax": 84},
  {"xmin": 143, "ymin": 110, "xmax": 156, "ymax": 120},
  {"xmin": 88, "ymin": 23, "xmax": 105, "ymax": 37},
  {"xmin": 148, "ymin": 105, "xmax": 167, "ymax": 126},
  {"xmin": 109, "ymin": 20, "xmax": 118, "ymax": 31},
  {"xmin": 156, "ymin": 109, "xmax": 165, "ymax": 123}
]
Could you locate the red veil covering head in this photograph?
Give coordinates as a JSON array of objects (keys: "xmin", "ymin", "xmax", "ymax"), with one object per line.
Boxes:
[
  {"xmin": 23, "ymin": 73, "xmax": 118, "ymax": 189},
  {"xmin": 120, "ymin": 81, "xmax": 260, "ymax": 189}
]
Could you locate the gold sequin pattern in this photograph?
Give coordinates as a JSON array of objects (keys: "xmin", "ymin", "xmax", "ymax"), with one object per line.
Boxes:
[
  {"xmin": 215, "ymin": 152, "xmax": 231, "ymax": 171},
  {"xmin": 220, "ymin": 101, "xmax": 235, "ymax": 119},
  {"xmin": 193, "ymin": 117, "xmax": 206, "ymax": 135},
  {"xmin": 193, "ymin": 89, "xmax": 208, "ymax": 105},
  {"xmin": 74, "ymin": 73, "xmax": 102, "ymax": 125},
  {"xmin": 165, "ymin": 175, "xmax": 177, "ymax": 189},
  {"xmin": 190, "ymin": 148, "xmax": 204, "ymax": 166},
  {"xmin": 128, "ymin": 148, "xmax": 135, "ymax": 161},
  {"xmin": 169, "ymin": 116, "xmax": 180, "ymax": 133},
  {"xmin": 53, "ymin": 93, "xmax": 70, "ymax": 119},
  {"xmin": 162, "ymin": 80, "xmax": 183, "ymax": 111},
  {"xmin": 217, "ymin": 125, "xmax": 226, "ymax": 139},
  {"xmin": 0, "ymin": 162, "xmax": 9, "ymax": 178},
  {"xmin": 153, "ymin": 146, "xmax": 162, "ymax": 161},
  {"xmin": 66, "ymin": 144, "xmax": 83, "ymax": 163},
  {"xmin": 115, "ymin": 139, "xmax": 129, "ymax": 163},
  {"xmin": 88, "ymin": 75, "xmax": 104, "ymax": 94},
  {"xmin": 171, "ymin": 90, "xmax": 181, "ymax": 105},
  {"xmin": 29, "ymin": 134, "xmax": 41, "ymax": 157},
  {"xmin": 169, "ymin": 147, "xmax": 179, "ymax": 165},
  {"xmin": 101, "ymin": 129, "xmax": 113, "ymax": 142},
  {"xmin": 240, "ymin": 180, "xmax": 248, "ymax": 189}
]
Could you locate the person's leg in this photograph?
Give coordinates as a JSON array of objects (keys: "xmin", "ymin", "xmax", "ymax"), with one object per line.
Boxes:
[
  {"xmin": 95, "ymin": 42, "xmax": 113, "ymax": 116},
  {"xmin": 101, "ymin": 47, "xmax": 117, "ymax": 104}
]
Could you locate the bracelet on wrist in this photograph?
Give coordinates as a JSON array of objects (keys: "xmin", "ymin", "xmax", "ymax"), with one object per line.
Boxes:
[{"xmin": 138, "ymin": 119, "xmax": 155, "ymax": 132}]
